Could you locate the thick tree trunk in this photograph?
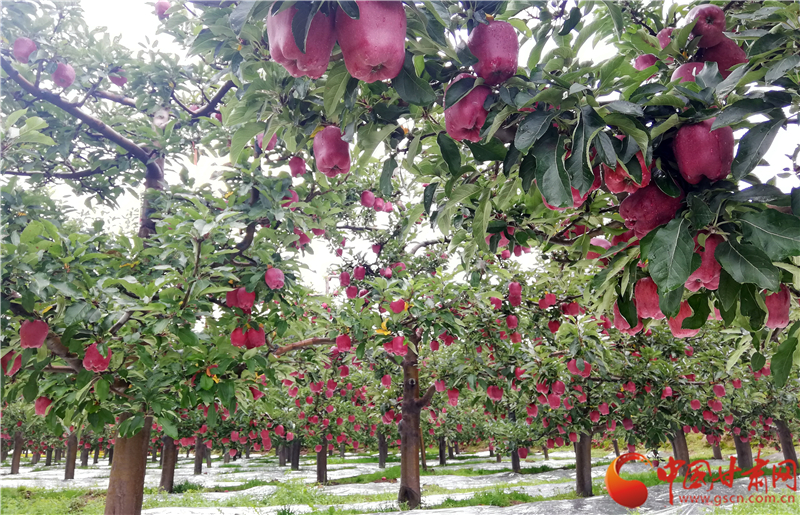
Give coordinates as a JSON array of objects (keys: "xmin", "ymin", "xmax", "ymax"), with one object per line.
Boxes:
[
  {"xmin": 378, "ymin": 432, "xmax": 387, "ymax": 469},
  {"xmin": 438, "ymin": 436, "xmax": 446, "ymax": 466},
  {"xmin": 496, "ymin": 454, "xmax": 501, "ymax": 463},
  {"xmin": 94, "ymin": 447, "xmax": 100, "ymax": 465},
  {"xmin": 278, "ymin": 444, "xmax": 287, "ymax": 467},
  {"xmin": 10, "ymin": 432, "xmax": 23, "ymax": 474},
  {"xmin": 245, "ymin": 444, "xmax": 250, "ymax": 459},
  {"xmin": 80, "ymin": 446, "xmax": 90, "ymax": 468},
  {"xmin": 55, "ymin": 447, "xmax": 62, "ymax": 463},
  {"xmin": 575, "ymin": 433, "xmax": 593, "ymax": 498},
  {"xmin": 448, "ymin": 444, "xmax": 454, "ymax": 459},
  {"xmin": 206, "ymin": 446, "xmax": 212, "ymax": 468},
  {"xmin": 152, "ymin": 447, "xmax": 158, "ymax": 462},
  {"xmin": 398, "ymin": 333, "xmax": 435, "ymax": 509},
  {"xmin": 419, "ymin": 427, "xmax": 427, "ymax": 472},
  {"xmin": 46, "ymin": 448, "xmax": 53, "ymax": 466},
  {"xmin": 340, "ymin": 442, "xmax": 345, "ymax": 459},
  {"xmin": 223, "ymin": 448, "xmax": 230, "ymax": 464},
  {"xmin": 290, "ymin": 439, "xmax": 301, "ymax": 470},
  {"xmin": 31, "ymin": 451, "xmax": 40, "ymax": 465},
  {"xmin": 776, "ymin": 419, "xmax": 798, "ymax": 469},
  {"xmin": 193, "ymin": 437, "xmax": 204, "ymax": 475},
  {"xmin": 511, "ymin": 449, "xmax": 521, "ymax": 473},
  {"xmin": 612, "ymin": 439, "xmax": 620, "ymax": 457},
  {"xmin": 454, "ymin": 442, "xmax": 460, "ymax": 454},
  {"xmin": 0, "ymin": 440, "xmax": 7, "ymax": 463},
  {"xmin": 65, "ymin": 433, "xmax": 78, "ymax": 480},
  {"xmin": 108, "ymin": 447, "xmax": 113, "ymax": 465},
  {"xmin": 712, "ymin": 444, "xmax": 723, "ymax": 460},
  {"xmin": 185, "ymin": 447, "xmax": 190, "ymax": 458},
  {"xmin": 159, "ymin": 436, "xmax": 178, "ymax": 493},
  {"xmin": 733, "ymin": 434, "xmax": 753, "ymax": 471},
  {"xmin": 489, "ymin": 447, "xmax": 494, "ymax": 457},
  {"xmin": 670, "ymin": 431, "xmax": 690, "ymax": 476},
  {"xmin": 104, "ymin": 414, "xmax": 152, "ymax": 515},
  {"xmin": 542, "ymin": 446, "xmax": 549, "ymax": 460},
  {"xmin": 316, "ymin": 448, "xmax": 327, "ymax": 484}
]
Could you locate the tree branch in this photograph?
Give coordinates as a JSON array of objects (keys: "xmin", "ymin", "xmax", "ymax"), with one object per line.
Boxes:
[
  {"xmin": 2, "ymin": 167, "xmax": 106, "ymax": 180},
  {"xmin": 408, "ymin": 237, "xmax": 451, "ymax": 255},
  {"xmin": 92, "ymin": 89, "xmax": 136, "ymax": 108},
  {"xmin": 273, "ymin": 338, "xmax": 336, "ymax": 356},
  {"xmin": 175, "ymin": 79, "xmax": 235, "ymax": 118},
  {"xmin": 417, "ymin": 384, "xmax": 436, "ymax": 408}
]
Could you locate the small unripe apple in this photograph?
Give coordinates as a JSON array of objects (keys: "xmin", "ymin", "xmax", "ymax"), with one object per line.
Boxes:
[
  {"xmin": 289, "ymin": 156, "xmax": 306, "ymax": 177},
  {"xmin": 687, "ymin": 4, "xmax": 726, "ymax": 48},
  {"xmin": 52, "ymin": 63, "xmax": 76, "ymax": 88},
  {"xmin": 673, "ymin": 118, "xmax": 734, "ymax": 184},
  {"xmin": 619, "ymin": 184, "xmax": 683, "ymax": 238},
  {"xmin": 633, "ymin": 54, "xmax": 658, "ymax": 71},
  {"xmin": 467, "ymin": 20, "xmax": 519, "ymax": 86},
  {"xmin": 313, "ymin": 126, "xmax": 350, "ymax": 177},
  {"xmin": 335, "ymin": 1, "xmax": 406, "ymax": 83},
  {"xmin": 671, "ymin": 62, "xmax": 704, "ymax": 83},
  {"xmin": 444, "ymin": 73, "xmax": 491, "ymax": 142},
  {"xmin": 12, "ymin": 37, "xmax": 37, "ymax": 63},
  {"xmin": 267, "ymin": 5, "xmax": 335, "ymax": 79},
  {"xmin": 155, "ymin": 0, "xmax": 170, "ymax": 19},
  {"xmin": 696, "ymin": 35, "xmax": 748, "ymax": 78}
]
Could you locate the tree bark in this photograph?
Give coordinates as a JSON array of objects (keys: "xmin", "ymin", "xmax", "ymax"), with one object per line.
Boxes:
[
  {"xmin": 542, "ymin": 446, "xmax": 549, "ymax": 460},
  {"xmin": 670, "ymin": 431, "xmax": 690, "ymax": 476},
  {"xmin": 448, "ymin": 444, "xmax": 454, "ymax": 459},
  {"xmin": 398, "ymin": 332, "xmax": 435, "ymax": 509},
  {"xmin": 55, "ymin": 447, "xmax": 62, "ymax": 463},
  {"xmin": 575, "ymin": 433, "xmax": 593, "ymax": 498},
  {"xmin": 733, "ymin": 434, "xmax": 753, "ymax": 471},
  {"xmin": 223, "ymin": 448, "xmax": 230, "ymax": 464},
  {"xmin": 80, "ymin": 446, "xmax": 90, "ymax": 467},
  {"xmin": 46, "ymin": 448, "xmax": 53, "ymax": 466},
  {"xmin": 159, "ymin": 436, "xmax": 178, "ymax": 493},
  {"xmin": 94, "ymin": 447, "xmax": 100, "ymax": 465},
  {"xmin": 31, "ymin": 450, "xmax": 40, "ymax": 465},
  {"xmin": 438, "ymin": 436, "xmax": 446, "ymax": 466},
  {"xmin": 193, "ymin": 437, "xmax": 204, "ymax": 475},
  {"xmin": 776, "ymin": 419, "xmax": 798, "ymax": 469},
  {"xmin": 511, "ymin": 448, "xmax": 521, "ymax": 473},
  {"xmin": 612, "ymin": 439, "xmax": 620, "ymax": 457},
  {"xmin": 454, "ymin": 442, "xmax": 460, "ymax": 454},
  {"xmin": 316, "ymin": 448, "xmax": 327, "ymax": 484},
  {"xmin": 712, "ymin": 444, "xmax": 723, "ymax": 460},
  {"xmin": 420, "ymin": 427, "xmax": 427, "ymax": 472},
  {"xmin": 290, "ymin": 439, "xmax": 301, "ymax": 470},
  {"xmin": 206, "ymin": 446, "xmax": 212, "ymax": 468},
  {"xmin": 65, "ymin": 433, "xmax": 78, "ymax": 480},
  {"xmin": 0, "ymin": 440, "xmax": 7, "ymax": 463},
  {"xmin": 245, "ymin": 444, "xmax": 250, "ymax": 459},
  {"xmin": 152, "ymin": 446, "xmax": 158, "ymax": 462},
  {"xmin": 489, "ymin": 447, "xmax": 494, "ymax": 457},
  {"xmin": 108, "ymin": 447, "xmax": 113, "ymax": 465},
  {"xmin": 10, "ymin": 432, "xmax": 23, "ymax": 474},
  {"xmin": 378, "ymin": 432, "xmax": 387, "ymax": 469},
  {"xmin": 340, "ymin": 442, "xmax": 345, "ymax": 459},
  {"xmin": 278, "ymin": 444, "xmax": 287, "ymax": 467},
  {"xmin": 104, "ymin": 414, "xmax": 152, "ymax": 515},
  {"xmin": 496, "ymin": 454, "xmax": 501, "ymax": 463}
]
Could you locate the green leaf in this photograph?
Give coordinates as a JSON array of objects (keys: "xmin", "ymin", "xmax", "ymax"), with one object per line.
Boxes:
[
  {"xmin": 230, "ymin": 122, "xmax": 265, "ymax": 165},
  {"xmin": 766, "ymin": 55, "xmax": 800, "ymax": 83},
  {"xmin": 715, "ymin": 240, "xmax": 781, "ymax": 291},
  {"xmin": 175, "ymin": 327, "xmax": 200, "ymax": 347},
  {"xmin": 659, "ymin": 286, "xmax": 683, "ymax": 319},
  {"xmin": 648, "ymin": 218, "xmax": 696, "ymax": 292},
  {"xmin": 653, "ymin": 169, "xmax": 682, "ymax": 198},
  {"xmin": 740, "ymin": 209, "xmax": 800, "ymax": 261},
  {"xmin": 23, "ymin": 371, "xmax": 39, "ymax": 402},
  {"xmin": 604, "ymin": 101, "xmax": 644, "ymax": 117},
  {"xmin": 229, "ymin": 1, "xmax": 257, "ymax": 37},
  {"xmin": 520, "ymin": 153, "xmax": 536, "ymax": 193},
  {"xmin": 444, "ymin": 76, "xmax": 477, "ymax": 110},
  {"xmin": 603, "ymin": 114, "xmax": 649, "ymax": 166},
  {"xmin": 601, "ymin": 0, "xmax": 624, "ymax": 40},
  {"xmin": 792, "ymin": 187, "xmax": 800, "ymax": 217},
  {"xmin": 748, "ymin": 33, "xmax": 788, "ymax": 57},
  {"xmin": 437, "ymin": 133, "xmax": 461, "ymax": 175},
  {"xmin": 593, "ymin": 131, "xmax": 616, "ymax": 167},
  {"xmin": 558, "ymin": 7, "xmax": 581, "ymax": 36},
  {"xmin": 393, "ymin": 53, "xmax": 435, "ymax": 106},
  {"xmin": 356, "ymin": 124, "xmax": 396, "ymax": 168},
  {"xmin": 772, "ymin": 337, "xmax": 798, "ymax": 388},
  {"xmin": 726, "ymin": 339, "xmax": 750, "ymax": 372},
  {"xmin": 423, "ymin": 183, "xmax": 438, "ymax": 215},
  {"xmin": 465, "ymin": 139, "xmax": 507, "ymax": 162},
  {"xmin": 473, "ymin": 191, "xmax": 493, "ymax": 250},
  {"xmin": 20, "ymin": 220, "xmax": 43, "ymax": 243},
  {"xmin": 379, "ymin": 158, "xmax": 397, "ymax": 197},
  {"xmin": 95, "ymin": 378, "xmax": 109, "ymax": 401},
  {"xmin": 682, "ymin": 293, "xmax": 711, "ymax": 330},
  {"xmin": 731, "ymin": 117, "xmax": 785, "ymax": 181},
  {"xmin": 161, "ymin": 417, "xmax": 179, "ymax": 440},
  {"xmin": 751, "ymin": 352, "xmax": 767, "ymax": 372},
  {"xmin": 323, "ymin": 62, "xmax": 352, "ymax": 117},
  {"xmin": 290, "ymin": 2, "xmax": 322, "ymax": 53},
  {"xmin": 566, "ymin": 105, "xmax": 605, "ymax": 195},
  {"xmin": 337, "ymin": 0, "xmax": 359, "ymax": 19},
  {"xmin": 503, "ymin": 145, "xmax": 520, "ymax": 177},
  {"xmin": 514, "ymin": 110, "xmax": 558, "ymax": 152},
  {"xmin": 740, "ymin": 284, "xmax": 765, "ymax": 330},
  {"xmin": 533, "ymin": 127, "xmax": 571, "ymax": 208},
  {"xmin": 711, "ymin": 99, "xmax": 775, "ymax": 130}
]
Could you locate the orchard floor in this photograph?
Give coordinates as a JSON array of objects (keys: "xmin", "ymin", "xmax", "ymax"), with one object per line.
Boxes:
[{"xmin": 2, "ymin": 450, "xmax": 798, "ymax": 515}]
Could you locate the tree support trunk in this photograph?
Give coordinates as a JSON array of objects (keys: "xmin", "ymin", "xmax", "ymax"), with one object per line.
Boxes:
[
  {"xmin": 10, "ymin": 432, "xmax": 23, "ymax": 475},
  {"xmin": 278, "ymin": 444, "xmax": 287, "ymax": 467},
  {"xmin": 31, "ymin": 451, "xmax": 40, "ymax": 465},
  {"xmin": 448, "ymin": 444, "xmax": 454, "ymax": 459},
  {"xmin": 542, "ymin": 446, "xmax": 549, "ymax": 460},
  {"xmin": 206, "ymin": 446, "xmax": 212, "ymax": 468},
  {"xmin": 496, "ymin": 454, "xmax": 501, "ymax": 463},
  {"xmin": 733, "ymin": 434, "xmax": 753, "ymax": 471},
  {"xmin": 94, "ymin": 447, "xmax": 100, "ymax": 465},
  {"xmin": 65, "ymin": 433, "xmax": 78, "ymax": 480},
  {"xmin": 776, "ymin": 419, "xmax": 798, "ymax": 469},
  {"xmin": 223, "ymin": 448, "xmax": 230, "ymax": 464},
  {"xmin": 398, "ymin": 332, "xmax": 435, "ymax": 510},
  {"xmin": 671, "ymin": 431, "xmax": 690, "ymax": 476},
  {"xmin": 420, "ymin": 427, "xmax": 427, "ymax": 472},
  {"xmin": 511, "ymin": 449, "xmax": 521, "ymax": 473},
  {"xmin": 46, "ymin": 448, "xmax": 53, "ymax": 466},
  {"xmin": 612, "ymin": 439, "xmax": 620, "ymax": 457},
  {"xmin": 290, "ymin": 439, "xmax": 301, "ymax": 470},
  {"xmin": 104, "ymin": 414, "xmax": 152, "ymax": 515},
  {"xmin": 80, "ymin": 446, "xmax": 90, "ymax": 468},
  {"xmin": 575, "ymin": 433, "xmax": 593, "ymax": 498},
  {"xmin": 378, "ymin": 432, "xmax": 387, "ymax": 469},
  {"xmin": 55, "ymin": 447, "xmax": 62, "ymax": 463},
  {"xmin": 454, "ymin": 442, "xmax": 460, "ymax": 454},
  {"xmin": 712, "ymin": 444, "xmax": 723, "ymax": 460},
  {"xmin": 152, "ymin": 447, "xmax": 158, "ymax": 462},
  {"xmin": 489, "ymin": 447, "xmax": 494, "ymax": 457},
  {"xmin": 340, "ymin": 442, "xmax": 345, "ymax": 459},
  {"xmin": 159, "ymin": 436, "xmax": 178, "ymax": 493},
  {"xmin": 193, "ymin": 437, "xmax": 204, "ymax": 475},
  {"xmin": 316, "ymin": 448, "xmax": 327, "ymax": 484},
  {"xmin": 438, "ymin": 436, "xmax": 446, "ymax": 466}
]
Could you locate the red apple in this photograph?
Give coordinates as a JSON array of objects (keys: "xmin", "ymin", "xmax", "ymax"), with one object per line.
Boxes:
[
  {"xmin": 765, "ymin": 284, "xmax": 791, "ymax": 329},
  {"xmin": 155, "ymin": 0, "xmax": 170, "ymax": 19},
  {"xmin": 696, "ymin": 35, "xmax": 748, "ymax": 78},
  {"xmin": 12, "ymin": 37, "xmax": 36, "ymax": 64},
  {"xmin": 667, "ymin": 301, "xmax": 700, "ymax": 338},
  {"xmin": 52, "ymin": 63, "xmax": 75, "ymax": 88},
  {"xmin": 266, "ymin": 5, "xmax": 335, "ymax": 79},
  {"xmin": 619, "ymin": 184, "xmax": 683, "ymax": 238},
  {"xmin": 613, "ymin": 303, "xmax": 643, "ymax": 335},
  {"xmin": 685, "ymin": 234, "xmax": 724, "ymax": 291},
  {"xmin": 109, "ymin": 73, "xmax": 127, "ymax": 87},
  {"xmin": 265, "ymin": 267, "xmax": 285, "ymax": 289},
  {"xmin": 674, "ymin": 118, "xmax": 734, "ymax": 184},
  {"xmin": 20, "ymin": 319, "xmax": 49, "ymax": 348},
  {"xmin": 603, "ymin": 151, "xmax": 650, "ymax": 194},
  {"xmin": 634, "ymin": 277, "xmax": 665, "ymax": 319},
  {"xmin": 687, "ymin": 4, "xmax": 726, "ymax": 48},
  {"xmin": 657, "ymin": 28, "xmax": 674, "ymax": 50},
  {"xmin": 335, "ymin": 1, "xmax": 406, "ymax": 83},
  {"xmin": 360, "ymin": 191, "xmax": 375, "ymax": 208},
  {"xmin": 35, "ymin": 396, "xmax": 52, "ymax": 416},
  {"xmin": 671, "ymin": 62, "xmax": 705, "ymax": 83},
  {"xmin": 313, "ymin": 126, "xmax": 350, "ymax": 177},
  {"xmin": 289, "ymin": 156, "xmax": 306, "ymax": 177},
  {"xmin": 467, "ymin": 20, "xmax": 519, "ymax": 86},
  {"xmin": 633, "ymin": 54, "xmax": 658, "ymax": 71},
  {"xmin": 83, "ymin": 343, "xmax": 112, "ymax": 372},
  {"xmin": 444, "ymin": 73, "xmax": 491, "ymax": 142}
]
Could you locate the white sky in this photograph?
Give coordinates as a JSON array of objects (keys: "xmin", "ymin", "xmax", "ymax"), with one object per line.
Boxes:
[{"xmin": 53, "ymin": 1, "xmax": 800, "ymax": 295}]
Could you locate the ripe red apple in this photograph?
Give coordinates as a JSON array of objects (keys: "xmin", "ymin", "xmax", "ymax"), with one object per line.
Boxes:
[
  {"xmin": 245, "ymin": 327, "xmax": 266, "ymax": 349},
  {"xmin": 671, "ymin": 62, "xmax": 705, "ymax": 83},
  {"xmin": 685, "ymin": 234, "xmax": 724, "ymax": 291},
  {"xmin": 619, "ymin": 184, "xmax": 684, "ymax": 238},
  {"xmin": 634, "ymin": 277, "xmax": 665, "ymax": 319},
  {"xmin": 313, "ymin": 126, "xmax": 351, "ymax": 177},
  {"xmin": 83, "ymin": 343, "xmax": 112, "ymax": 372},
  {"xmin": 587, "ymin": 237, "xmax": 612, "ymax": 262},
  {"xmin": 109, "ymin": 72, "xmax": 127, "ymax": 87},
  {"xmin": 467, "ymin": 20, "xmax": 519, "ymax": 86},
  {"xmin": 1, "ymin": 352, "xmax": 21, "ymax": 377},
  {"xmin": 265, "ymin": 267, "xmax": 285, "ymax": 289},
  {"xmin": 35, "ymin": 396, "xmax": 52, "ymax": 416},
  {"xmin": 52, "ymin": 63, "xmax": 75, "ymax": 88},
  {"xmin": 687, "ymin": 4, "xmax": 726, "ymax": 48},
  {"xmin": 633, "ymin": 54, "xmax": 658, "ymax": 71},
  {"xmin": 765, "ymin": 284, "xmax": 791, "ymax": 329},
  {"xmin": 674, "ymin": 118, "xmax": 734, "ymax": 184},
  {"xmin": 20, "ymin": 319, "xmax": 49, "ymax": 348},
  {"xmin": 266, "ymin": 5, "xmax": 335, "ymax": 79},
  {"xmin": 231, "ymin": 328, "xmax": 246, "ymax": 347},
  {"xmin": 289, "ymin": 156, "xmax": 306, "ymax": 177},
  {"xmin": 667, "ymin": 301, "xmax": 700, "ymax": 338},
  {"xmin": 155, "ymin": 0, "xmax": 170, "ymax": 18},
  {"xmin": 360, "ymin": 191, "xmax": 375, "ymax": 208},
  {"xmin": 613, "ymin": 303, "xmax": 643, "ymax": 335},
  {"xmin": 603, "ymin": 151, "xmax": 650, "ymax": 194},
  {"xmin": 657, "ymin": 28, "xmax": 674, "ymax": 49},
  {"xmin": 354, "ymin": 266, "xmax": 366, "ymax": 280},
  {"xmin": 696, "ymin": 35, "xmax": 748, "ymax": 78},
  {"xmin": 373, "ymin": 198, "xmax": 385, "ymax": 212},
  {"xmin": 335, "ymin": 1, "xmax": 407, "ymax": 83},
  {"xmin": 256, "ymin": 133, "xmax": 277, "ymax": 151},
  {"xmin": 444, "ymin": 73, "xmax": 491, "ymax": 142},
  {"xmin": 12, "ymin": 37, "xmax": 37, "ymax": 63}
]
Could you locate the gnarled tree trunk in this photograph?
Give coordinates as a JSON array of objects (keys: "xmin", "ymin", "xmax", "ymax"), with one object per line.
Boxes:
[
  {"xmin": 733, "ymin": 434, "xmax": 753, "ymax": 471},
  {"xmin": 575, "ymin": 433, "xmax": 593, "ymax": 498},
  {"xmin": 670, "ymin": 430, "xmax": 690, "ymax": 476},
  {"xmin": 104, "ymin": 414, "xmax": 152, "ymax": 515},
  {"xmin": 316, "ymin": 447, "xmax": 327, "ymax": 484},
  {"xmin": 65, "ymin": 433, "xmax": 78, "ymax": 480},
  {"xmin": 10, "ymin": 432, "xmax": 23, "ymax": 474},
  {"xmin": 193, "ymin": 437, "xmax": 204, "ymax": 475},
  {"xmin": 776, "ymin": 419, "xmax": 798, "ymax": 469},
  {"xmin": 398, "ymin": 333, "xmax": 436, "ymax": 509},
  {"xmin": 378, "ymin": 432, "xmax": 387, "ymax": 469},
  {"xmin": 55, "ymin": 447, "xmax": 62, "ymax": 463},
  {"xmin": 159, "ymin": 436, "xmax": 178, "ymax": 493}
]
